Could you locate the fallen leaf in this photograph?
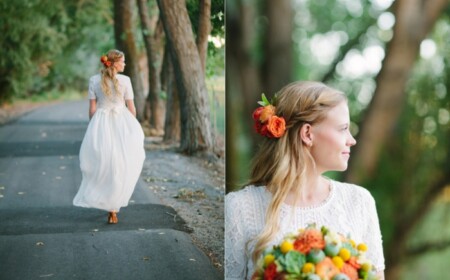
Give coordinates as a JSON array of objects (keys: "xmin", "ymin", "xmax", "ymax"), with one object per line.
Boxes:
[
  {"xmin": 55, "ymin": 176, "xmax": 62, "ymax": 180},
  {"xmin": 0, "ymin": 186, "xmax": 5, "ymax": 190},
  {"xmin": 59, "ymin": 166, "xmax": 66, "ymax": 170},
  {"xmin": 142, "ymin": 256, "xmax": 150, "ymax": 261},
  {"xmin": 18, "ymin": 192, "xmax": 25, "ymax": 195},
  {"xmin": 92, "ymin": 229, "xmax": 99, "ymax": 232},
  {"xmin": 189, "ymin": 258, "xmax": 196, "ymax": 262},
  {"xmin": 39, "ymin": 274, "xmax": 54, "ymax": 278},
  {"xmin": 36, "ymin": 242, "xmax": 45, "ymax": 246}
]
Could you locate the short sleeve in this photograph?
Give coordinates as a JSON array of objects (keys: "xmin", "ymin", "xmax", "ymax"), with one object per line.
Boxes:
[
  {"xmin": 124, "ymin": 77, "xmax": 134, "ymax": 100},
  {"xmin": 363, "ymin": 192, "xmax": 385, "ymax": 272},
  {"xmin": 225, "ymin": 192, "xmax": 249, "ymax": 280},
  {"xmin": 88, "ymin": 77, "xmax": 96, "ymax": 99}
]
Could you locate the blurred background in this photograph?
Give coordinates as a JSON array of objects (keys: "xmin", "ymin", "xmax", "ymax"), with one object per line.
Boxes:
[
  {"xmin": 226, "ymin": 0, "xmax": 450, "ymax": 279},
  {"xmin": 0, "ymin": 0, "xmax": 225, "ymax": 152}
]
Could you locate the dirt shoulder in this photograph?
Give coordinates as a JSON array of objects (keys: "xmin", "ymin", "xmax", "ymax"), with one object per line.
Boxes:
[{"xmin": 142, "ymin": 138, "xmax": 225, "ymax": 275}]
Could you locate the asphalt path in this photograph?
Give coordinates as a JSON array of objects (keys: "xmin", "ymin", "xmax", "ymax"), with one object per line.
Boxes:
[{"xmin": 0, "ymin": 100, "xmax": 221, "ymax": 280}]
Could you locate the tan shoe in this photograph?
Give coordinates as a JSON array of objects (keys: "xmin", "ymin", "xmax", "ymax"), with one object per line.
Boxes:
[{"xmin": 108, "ymin": 212, "xmax": 118, "ymax": 224}]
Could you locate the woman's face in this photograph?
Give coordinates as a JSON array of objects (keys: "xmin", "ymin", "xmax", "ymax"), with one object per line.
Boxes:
[
  {"xmin": 114, "ymin": 56, "xmax": 126, "ymax": 73},
  {"xmin": 309, "ymin": 101, "xmax": 356, "ymax": 173}
]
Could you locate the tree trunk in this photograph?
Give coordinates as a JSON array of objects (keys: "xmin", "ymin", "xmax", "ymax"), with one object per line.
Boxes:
[
  {"xmin": 196, "ymin": 0, "xmax": 211, "ymax": 73},
  {"xmin": 345, "ymin": 0, "xmax": 449, "ymax": 184},
  {"xmin": 114, "ymin": 0, "xmax": 146, "ymax": 121},
  {"xmin": 162, "ymin": 43, "xmax": 180, "ymax": 142},
  {"xmin": 157, "ymin": 0, "xmax": 213, "ymax": 154},
  {"xmin": 262, "ymin": 0, "xmax": 294, "ymax": 95},
  {"xmin": 137, "ymin": 0, "xmax": 166, "ymax": 134}
]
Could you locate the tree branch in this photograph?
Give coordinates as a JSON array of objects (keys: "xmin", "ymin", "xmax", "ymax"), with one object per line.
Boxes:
[{"xmin": 406, "ymin": 238, "xmax": 450, "ymax": 258}]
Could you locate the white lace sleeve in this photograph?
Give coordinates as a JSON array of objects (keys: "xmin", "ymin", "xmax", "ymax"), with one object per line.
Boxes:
[
  {"xmin": 225, "ymin": 191, "xmax": 248, "ymax": 280},
  {"xmin": 124, "ymin": 76, "xmax": 134, "ymax": 100},
  {"xmin": 88, "ymin": 76, "xmax": 96, "ymax": 100},
  {"xmin": 362, "ymin": 190, "xmax": 385, "ymax": 272}
]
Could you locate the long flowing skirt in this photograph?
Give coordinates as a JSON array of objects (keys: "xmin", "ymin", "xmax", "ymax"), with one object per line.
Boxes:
[{"xmin": 73, "ymin": 106, "xmax": 145, "ymax": 212}]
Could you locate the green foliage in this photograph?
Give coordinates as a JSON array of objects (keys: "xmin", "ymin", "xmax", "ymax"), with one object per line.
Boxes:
[
  {"xmin": 186, "ymin": 0, "xmax": 225, "ymax": 37},
  {"xmin": 0, "ymin": 0, "xmax": 114, "ymax": 102}
]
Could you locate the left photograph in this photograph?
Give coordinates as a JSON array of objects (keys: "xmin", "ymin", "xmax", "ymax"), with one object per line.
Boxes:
[{"xmin": 0, "ymin": 1, "xmax": 224, "ymax": 279}]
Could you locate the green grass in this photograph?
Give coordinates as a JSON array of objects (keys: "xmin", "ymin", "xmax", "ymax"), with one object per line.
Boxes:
[
  {"xmin": 206, "ymin": 75, "xmax": 225, "ymax": 136},
  {"xmin": 11, "ymin": 89, "xmax": 84, "ymax": 104}
]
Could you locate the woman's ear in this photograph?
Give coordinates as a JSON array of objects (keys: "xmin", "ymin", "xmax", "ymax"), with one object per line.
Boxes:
[{"xmin": 300, "ymin": 123, "xmax": 313, "ymax": 146}]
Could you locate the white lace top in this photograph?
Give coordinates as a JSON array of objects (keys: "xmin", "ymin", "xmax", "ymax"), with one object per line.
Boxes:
[
  {"xmin": 88, "ymin": 74, "xmax": 134, "ymax": 108},
  {"xmin": 225, "ymin": 180, "xmax": 385, "ymax": 280}
]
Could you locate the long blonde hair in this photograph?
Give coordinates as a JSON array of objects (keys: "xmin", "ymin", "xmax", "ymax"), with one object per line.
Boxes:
[
  {"xmin": 249, "ymin": 81, "xmax": 347, "ymax": 263},
  {"xmin": 100, "ymin": 49, "xmax": 124, "ymax": 97}
]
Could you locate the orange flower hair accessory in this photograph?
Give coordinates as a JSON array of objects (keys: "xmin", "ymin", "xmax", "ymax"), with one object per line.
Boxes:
[
  {"xmin": 100, "ymin": 55, "xmax": 112, "ymax": 67},
  {"xmin": 252, "ymin": 93, "xmax": 286, "ymax": 138}
]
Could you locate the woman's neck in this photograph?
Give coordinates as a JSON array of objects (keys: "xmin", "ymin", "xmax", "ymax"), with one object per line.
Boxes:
[{"xmin": 284, "ymin": 175, "xmax": 331, "ymax": 207}]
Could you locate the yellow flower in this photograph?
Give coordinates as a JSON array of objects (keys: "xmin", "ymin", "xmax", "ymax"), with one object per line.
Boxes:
[
  {"xmin": 349, "ymin": 239, "xmax": 356, "ymax": 248},
  {"xmin": 361, "ymin": 263, "xmax": 372, "ymax": 271},
  {"xmin": 332, "ymin": 256, "xmax": 344, "ymax": 269},
  {"xmin": 264, "ymin": 254, "xmax": 275, "ymax": 267},
  {"xmin": 339, "ymin": 248, "xmax": 351, "ymax": 261},
  {"xmin": 302, "ymin": 262, "xmax": 315, "ymax": 273},
  {"xmin": 280, "ymin": 240, "xmax": 294, "ymax": 254},
  {"xmin": 357, "ymin": 243, "xmax": 368, "ymax": 252}
]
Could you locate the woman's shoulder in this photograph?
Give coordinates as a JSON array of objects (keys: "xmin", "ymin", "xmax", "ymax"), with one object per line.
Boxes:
[
  {"xmin": 225, "ymin": 185, "xmax": 269, "ymax": 209},
  {"xmin": 89, "ymin": 74, "xmax": 101, "ymax": 83},
  {"xmin": 116, "ymin": 74, "xmax": 131, "ymax": 82},
  {"xmin": 332, "ymin": 180, "xmax": 375, "ymax": 203}
]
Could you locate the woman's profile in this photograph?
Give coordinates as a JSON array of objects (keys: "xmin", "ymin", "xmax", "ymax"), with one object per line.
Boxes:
[
  {"xmin": 73, "ymin": 49, "xmax": 145, "ymax": 224},
  {"xmin": 225, "ymin": 81, "xmax": 385, "ymax": 279}
]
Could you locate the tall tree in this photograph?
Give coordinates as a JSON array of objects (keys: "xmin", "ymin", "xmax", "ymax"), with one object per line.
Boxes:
[
  {"xmin": 341, "ymin": 1, "xmax": 449, "ymax": 278},
  {"xmin": 162, "ymin": 44, "xmax": 180, "ymax": 142},
  {"xmin": 196, "ymin": 0, "xmax": 212, "ymax": 73},
  {"xmin": 157, "ymin": 0, "xmax": 213, "ymax": 154},
  {"xmin": 114, "ymin": 0, "xmax": 146, "ymax": 121},
  {"xmin": 345, "ymin": 0, "xmax": 449, "ymax": 184},
  {"xmin": 262, "ymin": 0, "xmax": 294, "ymax": 95},
  {"xmin": 226, "ymin": 0, "xmax": 294, "ymax": 190},
  {"xmin": 137, "ymin": 0, "xmax": 166, "ymax": 133}
]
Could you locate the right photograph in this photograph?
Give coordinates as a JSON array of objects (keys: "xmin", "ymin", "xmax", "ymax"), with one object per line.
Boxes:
[{"xmin": 225, "ymin": 1, "xmax": 450, "ymax": 280}]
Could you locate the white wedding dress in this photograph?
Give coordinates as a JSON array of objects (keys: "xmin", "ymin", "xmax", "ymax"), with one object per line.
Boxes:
[
  {"xmin": 225, "ymin": 180, "xmax": 385, "ymax": 280},
  {"xmin": 73, "ymin": 74, "xmax": 145, "ymax": 212}
]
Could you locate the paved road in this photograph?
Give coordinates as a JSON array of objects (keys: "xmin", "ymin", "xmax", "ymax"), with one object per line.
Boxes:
[{"xmin": 0, "ymin": 101, "xmax": 221, "ymax": 280}]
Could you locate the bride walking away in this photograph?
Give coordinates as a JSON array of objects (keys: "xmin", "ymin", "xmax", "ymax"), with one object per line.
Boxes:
[{"xmin": 73, "ymin": 49, "xmax": 145, "ymax": 224}]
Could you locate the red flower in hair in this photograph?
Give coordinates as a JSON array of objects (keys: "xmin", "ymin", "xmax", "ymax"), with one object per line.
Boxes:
[{"xmin": 252, "ymin": 94, "xmax": 286, "ymax": 139}]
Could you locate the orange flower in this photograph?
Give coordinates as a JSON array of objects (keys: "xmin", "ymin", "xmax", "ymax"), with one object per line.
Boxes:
[
  {"xmin": 347, "ymin": 256, "xmax": 361, "ymax": 270},
  {"xmin": 341, "ymin": 263, "xmax": 359, "ymax": 280},
  {"xmin": 259, "ymin": 105, "xmax": 275, "ymax": 122},
  {"xmin": 100, "ymin": 55, "xmax": 108, "ymax": 63},
  {"xmin": 266, "ymin": 116, "xmax": 286, "ymax": 138},
  {"xmin": 315, "ymin": 257, "xmax": 340, "ymax": 279},
  {"xmin": 293, "ymin": 228, "xmax": 325, "ymax": 254},
  {"xmin": 105, "ymin": 61, "xmax": 112, "ymax": 67}
]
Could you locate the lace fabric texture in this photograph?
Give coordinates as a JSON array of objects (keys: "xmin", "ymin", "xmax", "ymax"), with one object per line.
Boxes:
[
  {"xmin": 73, "ymin": 74, "xmax": 145, "ymax": 212},
  {"xmin": 225, "ymin": 180, "xmax": 385, "ymax": 280}
]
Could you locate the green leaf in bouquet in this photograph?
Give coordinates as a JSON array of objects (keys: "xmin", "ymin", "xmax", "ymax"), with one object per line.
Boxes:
[{"xmin": 283, "ymin": 250, "xmax": 305, "ymax": 275}]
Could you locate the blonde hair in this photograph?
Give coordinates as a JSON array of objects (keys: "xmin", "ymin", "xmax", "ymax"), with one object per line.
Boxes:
[
  {"xmin": 100, "ymin": 49, "xmax": 124, "ymax": 97},
  {"xmin": 249, "ymin": 81, "xmax": 347, "ymax": 263}
]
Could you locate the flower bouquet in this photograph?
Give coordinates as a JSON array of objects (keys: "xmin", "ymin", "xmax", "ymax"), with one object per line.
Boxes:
[{"xmin": 251, "ymin": 224, "xmax": 379, "ymax": 280}]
